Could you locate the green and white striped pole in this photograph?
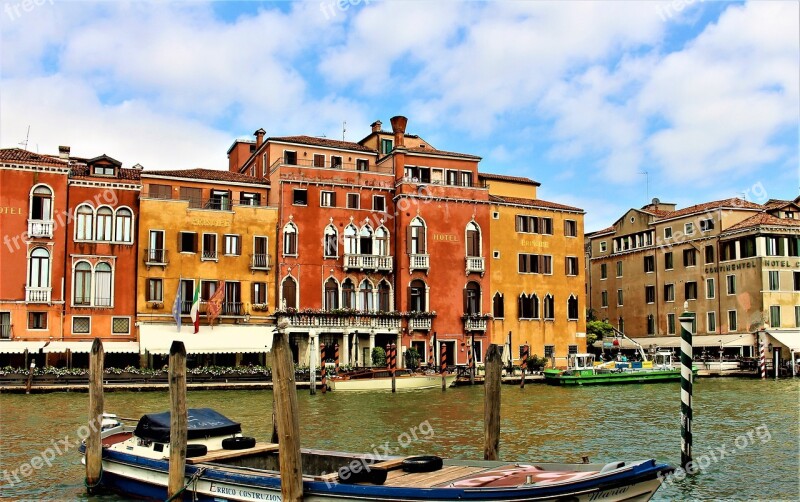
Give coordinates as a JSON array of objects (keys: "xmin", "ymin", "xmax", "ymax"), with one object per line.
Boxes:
[{"xmin": 679, "ymin": 304, "xmax": 695, "ymax": 470}]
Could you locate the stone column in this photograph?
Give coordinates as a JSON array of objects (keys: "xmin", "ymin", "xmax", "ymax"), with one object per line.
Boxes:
[
  {"xmin": 342, "ymin": 332, "xmax": 350, "ymax": 366},
  {"xmin": 369, "ymin": 332, "xmax": 376, "ymax": 367},
  {"xmin": 308, "ymin": 331, "xmax": 318, "ymax": 367},
  {"xmin": 397, "ymin": 333, "xmax": 403, "ymax": 368}
]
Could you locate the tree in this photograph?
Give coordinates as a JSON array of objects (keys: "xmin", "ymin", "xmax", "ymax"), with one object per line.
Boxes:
[
  {"xmin": 586, "ymin": 320, "xmax": 614, "ymax": 348},
  {"xmin": 404, "ymin": 347, "xmax": 420, "ymax": 370},
  {"xmin": 371, "ymin": 347, "xmax": 386, "ymax": 367}
]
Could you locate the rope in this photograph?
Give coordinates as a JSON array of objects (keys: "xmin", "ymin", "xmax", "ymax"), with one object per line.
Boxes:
[
  {"xmin": 164, "ymin": 467, "xmax": 206, "ymax": 502},
  {"xmin": 84, "ymin": 466, "xmax": 103, "ymax": 490}
]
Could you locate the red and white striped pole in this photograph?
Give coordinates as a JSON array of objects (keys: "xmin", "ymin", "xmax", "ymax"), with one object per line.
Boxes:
[{"xmin": 759, "ymin": 332, "xmax": 766, "ymax": 379}]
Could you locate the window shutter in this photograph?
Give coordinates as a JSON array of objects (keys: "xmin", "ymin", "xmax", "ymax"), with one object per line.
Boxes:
[
  {"xmin": 463, "ymin": 288, "xmax": 469, "ymax": 314},
  {"xmin": 331, "ymin": 192, "xmax": 337, "ymax": 206},
  {"xmin": 407, "ymin": 286, "xmax": 413, "ymax": 310},
  {"xmin": 518, "ymin": 254, "xmax": 525, "ymax": 273},
  {"xmin": 538, "ymin": 255, "xmax": 545, "ymax": 273},
  {"xmin": 419, "ymin": 228, "xmax": 426, "ymax": 254},
  {"xmin": 466, "ymin": 231, "xmax": 474, "ymax": 257},
  {"xmin": 406, "ymin": 226, "xmax": 413, "ymax": 254}
]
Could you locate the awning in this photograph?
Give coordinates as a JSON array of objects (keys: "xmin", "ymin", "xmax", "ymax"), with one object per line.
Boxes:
[
  {"xmin": 0, "ymin": 341, "xmax": 46, "ymax": 354},
  {"xmin": 41, "ymin": 341, "xmax": 140, "ymax": 354},
  {"xmin": 594, "ymin": 333, "xmax": 755, "ymax": 349},
  {"xmin": 139, "ymin": 324, "xmax": 274, "ymax": 355},
  {"xmin": 765, "ymin": 330, "xmax": 800, "ymax": 352}
]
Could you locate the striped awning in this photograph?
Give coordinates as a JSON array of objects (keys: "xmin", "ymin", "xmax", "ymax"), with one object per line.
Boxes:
[
  {"xmin": 138, "ymin": 324, "xmax": 274, "ymax": 355},
  {"xmin": 765, "ymin": 330, "xmax": 800, "ymax": 352},
  {"xmin": 41, "ymin": 341, "xmax": 140, "ymax": 354},
  {"xmin": 0, "ymin": 341, "xmax": 46, "ymax": 354}
]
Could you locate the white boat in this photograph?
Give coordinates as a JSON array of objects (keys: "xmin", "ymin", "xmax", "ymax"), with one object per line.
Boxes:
[
  {"xmin": 328, "ymin": 369, "xmax": 457, "ymax": 391},
  {"xmin": 82, "ymin": 408, "xmax": 674, "ymax": 501}
]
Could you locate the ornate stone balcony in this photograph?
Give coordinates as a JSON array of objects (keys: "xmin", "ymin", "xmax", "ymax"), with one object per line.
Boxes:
[
  {"xmin": 26, "ymin": 287, "xmax": 51, "ymax": 303},
  {"xmin": 28, "ymin": 220, "xmax": 53, "ymax": 239},
  {"xmin": 343, "ymin": 254, "xmax": 393, "ymax": 272},
  {"xmin": 466, "ymin": 256, "xmax": 485, "ymax": 275},
  {"xmin": 409, "ymin": 254, "xmax": 429, "ymax": 272}
]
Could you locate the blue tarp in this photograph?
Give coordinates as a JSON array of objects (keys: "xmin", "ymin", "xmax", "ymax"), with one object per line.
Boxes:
[{"xmin": 134, "ymin": 408, "xmax": 241, "ymax": 442}]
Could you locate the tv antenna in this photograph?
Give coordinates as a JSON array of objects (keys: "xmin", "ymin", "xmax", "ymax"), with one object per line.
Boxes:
[
  {"xmin": 19, "ymin": 125, "xmax": 30, "ymax": 150},
  {"xmin": 342, "ymin": 121, "xmax": 346, "ymax": 141},
  {"xmin": 639, "ymin": 170, "xmax": 649, "ymax": 202}
]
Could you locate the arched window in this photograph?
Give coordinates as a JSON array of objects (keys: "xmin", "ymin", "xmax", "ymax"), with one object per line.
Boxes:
[
  {"xmin": 544, "ymin": 294, "xmax": 555, "ymax": 320},
  {"xmin": 281, "ymin": 276, "xmax": 297, "ymax": 309},
  {"xmin": 464, "ymin": 281, "xmax": 481, "ymax": 315},
  {"xmin": 96, "ymin": 207, "xmax": 113, "ymax": 241},
  {"xmin": 342, "ymin": 279, "xmax": 356, "ymax": 309},
  {"xmin": 466, "ymin": 221, "xmax": 481, "ymax": 257},
  {"xmin": 95, "ymin": 263, "xmax": 113, "ymax": 306},
  {"xmin": 408, "ymin": 217, "xmax": 426, "ymax": 254},
  {"xmin": 647, "ymin": 314, "xmax": 655, "ymax": 335},
  {"xmin": 409, "ymin": 279, "xmax": 426, "ymax": 312},
  {"xmin": 324, "ymin": 278, "xmax": 339, "ymax": 310},
  {"xmin": 28, "ymin": 247, "xmax": 50, "ymax": 288},
  {"xmin": 75, "ymin": 205, "xmax": 94, "ymax": 241},
  {"xmin": 374, "ymin": 226, "xmax": 389, "ymax": 256},
  {"xmin": 74, "ymin": 262, "xmax": 92, "ymax": 305},
  {"xmin": 359, "ymin": 226, "xmax": 373, "ymax": 255},
  {"xmin": 378, "ymin": 281, "xmax": 391, "ymax": 311},
  {"xmin": 518, "ymin": 294, "xmax": 534, "ymax": 319},
  {"xmin": 344, "ymin": 225, "xmax": 358, "ymax": 255},
  {"xmin": 492, "ymin": 292, "xmax": 504, "ymax": 318},
  {"xmin": 567, "ymin": 295, "xmax": 579, "ymax": 320},
  {"xmin": 359, "ymin": 279, "xmax": 374, "ymax": 311},
  {"xmin": 30, "ymin": 185, "xmax": 53, "ymax": 221},
  {"xmin": 283, "ymin": 222, "xmax": 297, "ymax": 256},
  {"xmin": 323, "ymin": 225, "xmax": 338, "ymax": 258},
  {"xmin": 115, "ymin": 208, "xmax": 133, "ymax": 243}
]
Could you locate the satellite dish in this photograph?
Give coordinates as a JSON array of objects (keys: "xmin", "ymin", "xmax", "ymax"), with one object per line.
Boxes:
[{"xmin": 652, "ymin": 197, "xmax": 661, "ymax": 205}]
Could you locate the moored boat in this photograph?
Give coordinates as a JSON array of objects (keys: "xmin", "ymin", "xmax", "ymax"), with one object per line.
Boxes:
[
  {"xmin": 543, "ymin": 352, "xmax": 697, "ymax": 386},
  {"xmin": 328, "ymin": 368, "xmax": 457, "ymax": 391},
  {"xmin": 83, "ymin": 408, "xmax": 674, "ymax": 501}
]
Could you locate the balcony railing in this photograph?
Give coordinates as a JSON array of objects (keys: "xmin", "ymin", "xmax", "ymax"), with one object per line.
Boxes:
[
  {"xmin": 28, "ymin": 220, "xmax": 54, "ymax": 238},
  {"xmin": 250, "ymin": 253, "xmax": 271, "ymax": 271},
  {"xmin": 409, "ymin": 254, "xmax": 429, "ymax": 272},
  {"xmin": 466, "ymin": 256, "xmax": 485, "ymax": 274},
  {"xmin": 270, "ymin": 157, "xmax": 393, "ymax": 175},
  {"xmin": 277, "ymin": 312, "xmax": 401, "ymax": 330},
  {"xmin": 464, "ymin": 318, "xmax": 488, "ymax": 332},
  {"xmin": 145, "ymin": 249, "xmax": 169, "ymax": 267},
  {"xmin": 26, "ymin": 287, "xmax": 51, "ymax": 303},
  {"xmin": 409, "ymin": 317, "xmax": 432, "ymax": 331},
  {"xmin": 202, "ymin": 249, "xmax": 218, "ymax": 261},
  {"xmin": 222, "ymin": 302, "xmax": 243, "ymax": 316},
  {"xmin": 343, "ymin": 254, "xmax": 393, "ymax": 272}
]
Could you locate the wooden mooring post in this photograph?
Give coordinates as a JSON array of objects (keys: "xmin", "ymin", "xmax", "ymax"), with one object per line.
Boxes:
[
  {"xmin": 168, "ymin": 341, "xmax": 188, "ymax": 501},
  {"xmin": 484, "ymin": 344, "xmax": 501, "ymax": 461},
  {"xmin": 309, "ymin": 339, "xmax": 317, "ymax": 396},
  {"xmin": 272, "ymin": 322, "xmax": 303, "ymax": 501},
  {"xmin": 85, "ymin": 338, "xmax": 104, "ymax": 493}
]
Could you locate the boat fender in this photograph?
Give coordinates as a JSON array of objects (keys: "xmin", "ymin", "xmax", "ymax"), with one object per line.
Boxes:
[
  {"xmin": 599, "ymin": 461, "xmax": 625, "ymax": 473},
  {"xmin": 222, "ymin": 436, "xmax": 257, "ymax": 450},
  {"xmin": 401, "ymin": 455, "xmax": 444, "ymax": 473},
  {"xmin": 186, "ymin": 444, "xmax": 208, "ymax": 458}
]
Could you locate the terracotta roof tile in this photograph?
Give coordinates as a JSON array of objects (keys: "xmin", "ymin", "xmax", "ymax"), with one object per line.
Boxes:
[
  {"xmin": 0, "ymin": 148, "xmax": 68, "ymax": 167},
  {"xmin": 479, "ymin": 172, "xmax": 541, "ymax": 186},
  {"xmin": 270, "ymin": 136, "xmax": 376, "ymax": 153},
  {"xmin": 726, "ymin": 213, "xmax": 800, "ymax": 232},
  {"xmin": 588, "ymin": 225, "xmax": 616, "ymax": 236},
  {"xmin": 405, "ymin": 147, "xmax": 481, "ymax": 160},
  {"xmin": 491, "ymin": 195, "xmax": 583, "ymax": 212},
  {"xmin": 659, "ymin": 198, "xmax": 762, "ymax": 220},
  {"xmin": 142, "ymin": 168, "xmax": 269, "ymax": 185}
]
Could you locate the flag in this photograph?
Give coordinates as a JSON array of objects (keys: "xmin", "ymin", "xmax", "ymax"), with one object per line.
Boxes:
[
  {"xmin": 190, "ymin": 282, "xmax": 201, "ymax": 334},
  {"xmin": 206, "ymin": 281, "xmax": 225, "ymax": 326},
  {"xmin": 171, "ymin": 281, "xmax": 182, "ymax": 332}
]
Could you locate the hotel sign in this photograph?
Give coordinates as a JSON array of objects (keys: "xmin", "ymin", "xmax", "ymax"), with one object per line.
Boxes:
[
  {"xmin": 705, "ymin": 258, "xmax": 800, "ymax": 274},
  {"xmin": 432, "ymin": 233, "xmax": 458, "ymax": 242},
  {"xmin": 0, "ymin": 206, "xmax": 23, "ymax": 215},
  {"xmin": 521, "ymin": 240, "xmax": 549, "ymax": 248},
  {"xmin": 189, "ymin": 217, "xmax": 231, "ymax": 227}
]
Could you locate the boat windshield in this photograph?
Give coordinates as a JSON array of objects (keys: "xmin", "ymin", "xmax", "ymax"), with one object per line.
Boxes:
[
  {"xmin": 654, "ymin": 352, "xmax": 672, "ymax": 367},
  {"xmin": 569, "ymin": 354, "xmax": 595, "ymax": 369}
]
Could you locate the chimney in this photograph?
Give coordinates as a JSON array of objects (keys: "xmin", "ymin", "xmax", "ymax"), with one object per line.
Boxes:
[
  {"xmin": 389, "ymin": 116, "xmax": 407, "ymax": 148},
  {"xmin": 58, "ymin": 146, "xmax": 70, "ymax": 159},
  {"xmin": 370, "ymin": 120, "xmax": 382, "ymax": 133},
  {"xmin": 254, "ymin": 128, "xmax": 266, "ymax": 148}
]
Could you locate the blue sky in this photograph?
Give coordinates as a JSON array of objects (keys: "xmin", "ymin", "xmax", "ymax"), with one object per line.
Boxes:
[{"xmin": 1, "ymin": 0, "xmax": 797, "ymax": 231}]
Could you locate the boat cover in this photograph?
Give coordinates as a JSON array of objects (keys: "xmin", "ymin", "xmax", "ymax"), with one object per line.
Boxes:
[{"xmin": 134, "ymin": 408, "xmax": 241, "ymax": 442}]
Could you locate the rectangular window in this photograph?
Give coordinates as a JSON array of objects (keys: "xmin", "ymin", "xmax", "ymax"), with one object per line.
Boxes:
[
  {"xmin": 72, "ymin": 316, "xmax": 91, "ymax": 334},
  {"xmin": 541, "ymin": 218, "xmax": 553, "ymax": 235},
  {"xmin": 707, "ymin": 312, "xmax": 716, "ymax": 333},
  {"xmin": 147, "ymin": 279, "xmax": 163, "ymax": 302},
  {"xmin": 647, "ymin": 315, "xmax": 655, "ymax": 335},
  {"xmin": 252, "ymin": 282, "xmax": 267, "ymax": 305},
  {"xmin": 600, "ymin": 263, "xmax": 607, "ymax": 279},
  {"xmin": 347, "ymin": 193, "xmax": 360, "ymax": 209},
  {"xmin": 685, "ymin": 281, "xmax": 697, "ymax": 300},
  {"xmin": 664, "ymin": 252, "xmax": 674, "ymax": 270},
  {"xmin": 313, "ymin": 154, "xmax": 325, "ymax": 168},
  {"xmin": 372, "ymin": 196, "xmax": 385, "ymax": 212},
  {"xmin": 201, "ymin": 280, "xmax": 218, "ymax": 302},
  {"xmin": 664, "ymin": 227, "xmax": 672, "ymax": 239},
  {"xmin": 356, "ymin": 159, "xmax": 369, "ymax": 171},
  {"xmin": 766, "ymin": 237, "xmax": 784, "ymax": 256},
  {"xmin": 460, "ymin": 171, "xmax": 473, "ymax": 187},
  {"xmin": 700, "ymin": 219, "xmax": 714, "ymax": 232},
  {"xmin": 706, "ymin": 278, "xmax": 715, "ymax": 299},
  {"xmin": 253, "ymin": 236, "xmax": 269, "ymax": 267},
  {"xmin": 112, "ymin": 317, "xmax": 130, "ymax": 335},
  {"xmin": 224, "ymin": 234, "xmax": 241, "ymax": 256},
  {"xmin": 239, "ymin": 192, "xmax": 261, "ymax": 206},
  {"xmin": 616, "ymin": 261, "xmax": 623, "ymax": 277},
  {"xmin": 380, "ymin": 138, "xmax": 393, "ymax": 154},
  {"xmin": 283, "ymin": 150, "xmax": 297, "ymax": 165},
  {"xmin": 518, "ymin": 254, "xmax": 551, "ymax": 274},
  {"xmin": 292, "ymin": 189, "xmax": 307, "ymax": 205},
  {"xmin": 741, "ymin": 237, "xmax": 757, "ymax": 258},
  {"xmin": 28, "ymin": 312, "xmax": 47, "ymax": 330},
  {"xmin": 180, "ymin": 187, "xmax": 202, "ymax": 208},
  {"xmin": 770, "ymin": 305, "xmax": 781, "ymax": 326},
  {"xmin": 544, "ymin": 345, "xmax": 555, "ymax": 358},
  {"xmin": 202, "ymin": 233, "xmax": 218, "ymax": 260},
  {"xmin": 565, "ymin": 257, "xmax": 578, "ymax": 276},
  {"xmin": 644, "ymin": 255, "xmax": 655, "ymax": 273},
  {"xmin": 179, "ymin": 231, "xmax": 198, "ymax": 253},
  {"xmin": 685, "ymin": 222, "xmax": 694, "ymax": 235},
  {"xmin": 768, "ymin": 271, "xmax": 780, "ymax": 291},
  {"xmin": 667, "ymin": 313, "xmax": 676, "ymax": 335},
  {"xmin": 795, "ymin": 306, "xmax": 800, "ymax": 328},
  {"xmin": 599, "ymin": 241, "xmax": 607, "ymax": 253},
  {"xmin": 330, "ymin": 156, "xmax": 343, "ymax": 169},
  {"xmin": 664, "ymin": 284, "xmax": 675, "ymax": 302},
  {"xmin": 320, "ymin": 191, "xmax": 336, "ymax": 207},
  {"xmin": 564, "ymin": 220, "xmax": 577, "ymax": 237},
  {"xmin": 728, "ymin": 310, "xmax": 738, "ymax": 331},
  {"xmin": 149, "ymin": 183, "xmax": 172, "ymax": 199},
  {"xmin": 601, "ymin": 290, "xmax": 608, "ymax": 308},
  {"xmin": 726, "ymin": 275, "xmax": 736, "ymax": 295},
  {"xmin": 705, "ymin": 245, "xmax": 715, "ymax": 264},
  {"xmin": 795, "ymin": 271, "xmax": 800, "ymax": 291},
  {"xmin": 683, "ymin": 249, "xmax": 697, "ymax": 267},
  {"xmin": 617, "ymin": 289, "xmax": 624, "ymax": 306},
  {"xmin": 645, "ymin": 285, "xmax": 655, "ymax": 304}
]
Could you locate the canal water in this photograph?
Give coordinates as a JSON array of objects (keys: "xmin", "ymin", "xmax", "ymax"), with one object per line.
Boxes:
[{"xmin": 1, "ymin": 378, "xmax": 798, "ymax": 501}]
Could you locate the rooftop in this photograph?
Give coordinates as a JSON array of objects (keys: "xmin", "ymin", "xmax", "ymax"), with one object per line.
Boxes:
[
  {"xmin": 725, "ymin": 212, "xmax": 800, "ymax": 232},
  {"xmin": 270, "ymin": 135, "xmax": 376, "ymax": 153},
  {"xmin": 479, "ymin": 172, "xmax": 541, "ymax": 187},
  {"xmin": 490, "ymin": 194, "xmax": 583, "ymax": 212},
  {"xmin": 658, "ymin": 197, "xmax": 763, "ymax": 220},
  {"xmin": 0, "ymin": 148, "xmax": 68, "ymax": 167},
  {"xmin": 142, "ymin": 168, "xmax": 269, "ymax": 185}
]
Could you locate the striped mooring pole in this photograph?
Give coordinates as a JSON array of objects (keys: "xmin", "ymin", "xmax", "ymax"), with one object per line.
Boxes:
[
  {"xmin": 440, "ymin": 343, "xmax": 447, "ymax": 373},
  {"xmin": 334, "ymin": 343, "xmax": 340, "ymax": 374},
  {"xmin": 759, "ymin": 331, "xmax": 766, "ymax": 379},
  {"xmin": 428, "ymin": 336, "xmax": 435, "ymax": 368},
  {"xmin": 678, "ymin": 306, "xmax": 695, "ymax": 470}
]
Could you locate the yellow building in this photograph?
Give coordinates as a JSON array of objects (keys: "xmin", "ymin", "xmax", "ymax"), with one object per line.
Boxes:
[
  {"xmin": 135, "ymin": 169, "xmax": 277, "ymax": 366},
  {"xmin": 481, "ymin": 173, "xmax": 587, "ymax": 368}
]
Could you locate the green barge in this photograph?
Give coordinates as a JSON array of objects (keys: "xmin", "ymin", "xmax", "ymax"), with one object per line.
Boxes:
[{"xmin": 543, "ymin": 353, "xmax": 698, "ymax": 386}]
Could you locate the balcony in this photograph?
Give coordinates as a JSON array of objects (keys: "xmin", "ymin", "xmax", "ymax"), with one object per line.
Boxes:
[
  {"xmin": 222, "ymin": 302, "xmax": 243, "ymax": 316},
  {"xmin": 276, "ymin": 311, "xmax": 401, "ymax": 330},
  {"xmin": 343, "ymin": 254, "xmax": 393, "ymax": 272},
  {"xmin": 409, "ymin": 254, "xmax": 429, "ymax": 273},
  {"xmin": 250, "ymin": 253, "xmax": 271, "ymax": 271},
  {"xmin": 28, "ymin": 220, "xmax": 54, "ymax": 239},
  {"xmin": 202, "ymin": 249, "xmax": 218, "ymax": 261},
  {"xmin": 464, "ymin": 318, "xmax": 488, "ymax": 332},
  {"xmin": 144, "ymin": 249, "xmax": 169, "ymax": 269},
  {"xmin": 409, "ymin": 317, "xmax": 432, "ymax": 331},
  {"xmin": 269, "ymin": 157, "xmax": 393, "ymax": 175},
  {"xmin": 26, "ymin": 287, "xmax": 51, "ymax": 303},
  {"xmin": 466, "ymin": 256, "xmax": 485, "ymax": 275}
]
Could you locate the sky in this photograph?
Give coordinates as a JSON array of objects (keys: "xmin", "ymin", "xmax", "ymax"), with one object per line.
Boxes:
[{"xmin": 1, "ymin": 0, "xmax": 798, "ymax": 231}]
